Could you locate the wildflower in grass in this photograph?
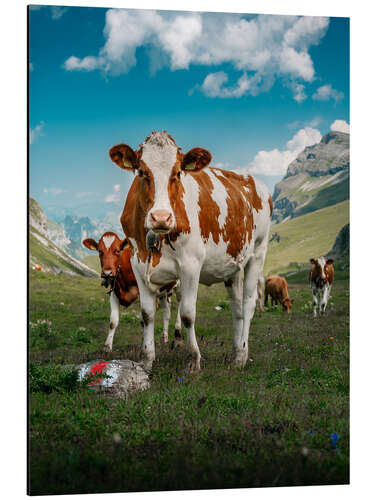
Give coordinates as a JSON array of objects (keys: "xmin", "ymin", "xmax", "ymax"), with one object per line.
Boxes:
[
  {"xmin": 215, "ymin": 306, "xmax": 222, "ymax": 311},
  {"xmin": 331, "ymin": 432, "xmax": 339, "ymax": 449},
  {"xmin": 113, "ymin": 432, "xmax": 122, "ymax": 444},
  {"xmin": 308, "ymin": 429, "xmax": 316, "ymax": 435},
  {"xmin": 301, "ymin": 446, "xmax": 309, "ymax": 457},
  {"xmin": 330, "ymin": 337, "xmax": 334, "ymax": 341},
  {"xmin": 178, "ymin": 377, "xmax": 183, "ymax": 383}
]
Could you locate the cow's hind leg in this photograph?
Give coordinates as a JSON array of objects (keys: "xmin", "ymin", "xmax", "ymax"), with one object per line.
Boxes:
[
  {"xmin": 104, "ymin": 292, "xmax": 120, "ymax": 352},
  {"xmin": 160, "ymin": 293, "xmax": 171, "ymax": 343},
  {"xmin": 225, "ymin": 272, "xmax": 243, "ymax": 361},
  {"xmin": 234, "ymin": 241, "xmax": 268, "ymax": 367},
  {"xmin": 173, "ymin": 286, "xmax": 184, "ymax": 347},
  {"xmin": 179, "ymin": 269, "xmax": 201, "ymax": 372},
  {"xmin": 312, "ymin": 288, "xmax": 319, "ymax": 317}
]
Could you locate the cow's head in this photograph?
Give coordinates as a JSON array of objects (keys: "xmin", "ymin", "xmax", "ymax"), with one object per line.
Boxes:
[
  {"xmin": 109, "ymin": 131, "xmax": 212, "ymax": 234},
  {"xmin": 83, "ymin": 232, "xmax": 129, "ymax": 278},
  {"xmin": 281, "ymin": 297, "xmax": 294, "ymax": 313},
  {"xmin": 310, "ymin": 257, "xmax": 334, "ymax": 287}
]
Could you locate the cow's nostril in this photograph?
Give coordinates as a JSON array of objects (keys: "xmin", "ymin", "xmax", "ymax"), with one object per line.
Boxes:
[
  {"xmin": 150, "ymin": 210, "xmax": 172, "ymax": 225},
  {"xmin": 103, "ymin": 270, "xmax": 112, "ymax": 276}
]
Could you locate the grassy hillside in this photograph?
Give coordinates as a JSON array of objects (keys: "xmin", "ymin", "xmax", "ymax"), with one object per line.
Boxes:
[
  {"xmin": 29, "ymin": 226, "xmax": 98, "ymax": 277},
  {"xmin": 265, "ymin": 200, "xmax": 349, "ymax": 275},
  {"xmin": 82, "ymin": 254, "xmax": 101, "ymax": 274},
  {"xmin": 294, "ymin": 177, "xmax": 349, "ymax": 218},
  {"xmin": 29, "ymin": 270, "xmax": 349, "ymax": 494}
]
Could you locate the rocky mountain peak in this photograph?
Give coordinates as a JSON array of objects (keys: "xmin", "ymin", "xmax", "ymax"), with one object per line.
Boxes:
[{"xmin": 272, "ymin": 131, "xmax": 349, "ymax": 222}]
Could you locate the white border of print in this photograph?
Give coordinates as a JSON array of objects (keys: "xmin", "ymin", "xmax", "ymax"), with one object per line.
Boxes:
[{"xmin": 1, "ymin": 1, "xmax": 373, "ymax": 499}]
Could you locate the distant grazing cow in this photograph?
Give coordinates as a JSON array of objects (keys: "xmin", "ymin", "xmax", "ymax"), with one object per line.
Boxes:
[
  {"xmin": 83, "ymin": 232, "xmax": 182, "ymax": 351},
  {"xmin": 256, "ymin": 276, "xmax": 265, "ymax": 313},
  {"xmin": 309, "ymin": 257, "xmax": 334, "ymax": 317},
  {"xmin": 109, "ymin": 131, "xmax": 272, "ymax": 371},
  {"xmin": 264, "ymin": 275, "xmax": 293, "ymax": 313}
]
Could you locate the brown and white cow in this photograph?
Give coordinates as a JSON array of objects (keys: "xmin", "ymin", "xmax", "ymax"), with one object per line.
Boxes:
[
  {"xmin": 109, "ymin": 131, "xmax": 272, "ymax": 371},
  {"xmin": 309, "ymin": 257, "xmax": 334, "ymax": 316},
  {"xmin": 83, "ymin": 232, "xmax": 182, "ymax": 351},
  {"xmin": 264, "ymin": 275, "xmax": 293, "ymax": 313}
]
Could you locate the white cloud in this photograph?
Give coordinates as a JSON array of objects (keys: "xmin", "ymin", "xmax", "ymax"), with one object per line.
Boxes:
[
  {"xmin": 105, "ymin": 184, "xmax": 122, "ymax": 203},
  {"xmin": 29, "ymin": 5, "xmax": 69, "ymax": 19},
  {"xmin": 63, "ymin": 11, "xmax": 329, "ymax": 99},
  {"xmin": 288, "ymin": 81, "xmax": 307, "ymax": 103},
  {"xmin": 330, "ymin": 119, "xmax": 349, "ymax": 133},
  {"xmin": 240, "ymin": 126, "xmax": 322, "ymax": 176},
  {"xmin": 64, "ymin": 56, "xmax": 103, "ymax": 72},
  {"xmin": 287, "ymin": 116, "xmax": 323, "ymax": 129},
  {"xmin": 198, "ymin": 71, "xmax": 272, "ymax": 99},
  {"xmin": 50, "ymin": 7, "xmax": 69, "ymax": 20},
  {"xmin": 43, "ymin": 187, "xmax": 65, "ymax": 196},
  {"xmin": 312, "ymin": 84, "xmax": 344, "ymax": 103},
  {"xmin": 29, "ymin": 122, "xmax": 44, "ymax": 144}
]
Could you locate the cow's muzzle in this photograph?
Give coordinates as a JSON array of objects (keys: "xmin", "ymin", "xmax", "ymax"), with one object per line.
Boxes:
[{"xmin": 149, "ymin": 210, "xmax": 173, "ymax": 233}]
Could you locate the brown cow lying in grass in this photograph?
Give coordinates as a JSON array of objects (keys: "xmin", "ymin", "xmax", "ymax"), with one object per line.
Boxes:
[
  {"xmin": 83, "ymin": 232, "xmax": 181, "ymax": 351},
  {"xmin": 264, "ymin": 275, "xmax": 293, "ymax": 313}
]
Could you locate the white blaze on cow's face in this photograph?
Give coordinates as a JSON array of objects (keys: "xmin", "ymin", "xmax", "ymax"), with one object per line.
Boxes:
[
  {"xmin": 140, "ymin": 132, "xmax": 178, "ymax": 233},
  {"xmin": 317, "ymin": 256, "xmax": 326, "ymax": 279}
]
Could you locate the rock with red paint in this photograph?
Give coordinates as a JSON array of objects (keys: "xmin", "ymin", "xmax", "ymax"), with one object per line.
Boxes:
[{"xmin": 76, "ymin": 359, "xmax": 150, "ymax": 398}]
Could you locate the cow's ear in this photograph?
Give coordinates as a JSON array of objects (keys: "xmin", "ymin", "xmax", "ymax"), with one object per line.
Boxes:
[
  {"xmin": 181, "ymin": 147, "xmax": 212, "ymax": 172},
  {"xmin": 83, "ymin": 238, "xmax": 99, "ymax": 251},
  {"xmin": 326, "ymin": 258, "xmax": 334, "ymax": 265},
  {"xmin": 109, "ymin": 144, "xmax": 138, "ymax": 170},
  {"xmin": 310, "ymin": 258, "xmax": 317, "ymax": 265},
  {"xmin": 120, "ymin": 238, "xmax": 130, "ymax": 251}
]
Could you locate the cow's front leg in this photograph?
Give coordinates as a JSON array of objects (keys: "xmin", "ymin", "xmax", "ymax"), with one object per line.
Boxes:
[
  {"xmin": 134, "ymin": 271, "xmax": 157, "ymax": 370},
  {"xmin": 104, "ymin": 292, "xmax": 120, "ymax": 352},
  {"xmin": 312, "ymin": 288, "xmax": 319, "ymax": 317},
  {"xmin": 179, "ymin": 271, "xmax": 201, "ymax": 372},
  {"xmin": 160, "ymin": 293, "xmax": 171, "ymax": 343},
  {"xmin": 320, "ymin": 285, "xmax": 331, "ymax": 315}
]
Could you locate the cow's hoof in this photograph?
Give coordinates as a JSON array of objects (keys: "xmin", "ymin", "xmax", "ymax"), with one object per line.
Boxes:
[
  {"xmin": 141, "ymin": 358, "xmax": 154, "ymax": 372},
  {"xmin": 186, "ymin": 360, "xmax": 201, "ymax": 373},
  {"xmin": 232, "ymin": 350, "xmax": 248, "ymax": 368},
  {"xmin": 103, "ymin": 344, "xmax": 112, "ymax": 353},
  {"xmin": 161, "ymin": 335, "xmax": 169, "ymax": 344},
  {"xmin": 174, "ymin": 337, "xmax": 184, "ymax": 348}
]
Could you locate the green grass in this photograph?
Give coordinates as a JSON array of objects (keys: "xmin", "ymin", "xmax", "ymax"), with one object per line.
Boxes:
[
  {"xmin": 29, "ymin": 269, "xmax": 349, "ymax": 494},
  {"xmin": 265, "ymin": 200, "xmax": 349, "ymax": 275}
]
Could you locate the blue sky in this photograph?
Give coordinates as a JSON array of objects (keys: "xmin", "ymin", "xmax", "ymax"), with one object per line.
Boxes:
[{"xmin": 29, "ymin": 5, "xmax": 349, "ymax": 221}]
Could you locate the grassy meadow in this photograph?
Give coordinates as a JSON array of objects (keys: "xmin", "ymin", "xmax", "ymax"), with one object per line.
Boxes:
[
  {"xmin": 265, "ymin": 200, "xmax": 349, "ymax": 275},
  {"xmin": 28, "ymin": 264, "xmax": 349, "ymax": 494}
]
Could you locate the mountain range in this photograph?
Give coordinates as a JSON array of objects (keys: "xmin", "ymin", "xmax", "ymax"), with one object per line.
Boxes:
[
  {"xmin": 272, "ymin": 131, "xmax": 349, "ymax": 222},
  {"xmin": 29, "ymin": 198, "xmax": 99, "ymax": 277}
]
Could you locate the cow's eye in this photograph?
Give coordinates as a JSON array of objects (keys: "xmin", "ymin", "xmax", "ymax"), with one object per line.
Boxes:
[
  {"xmin": 177, "ymin": 171, "xmax": 181, "ymax": 179},
  {"xmin": 99, "ymin": 250, "xmax": 103, "ymax": 256},
  {"xmin": 138, "ymin": 170, "xmax": 144, "ymax": 177}
]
